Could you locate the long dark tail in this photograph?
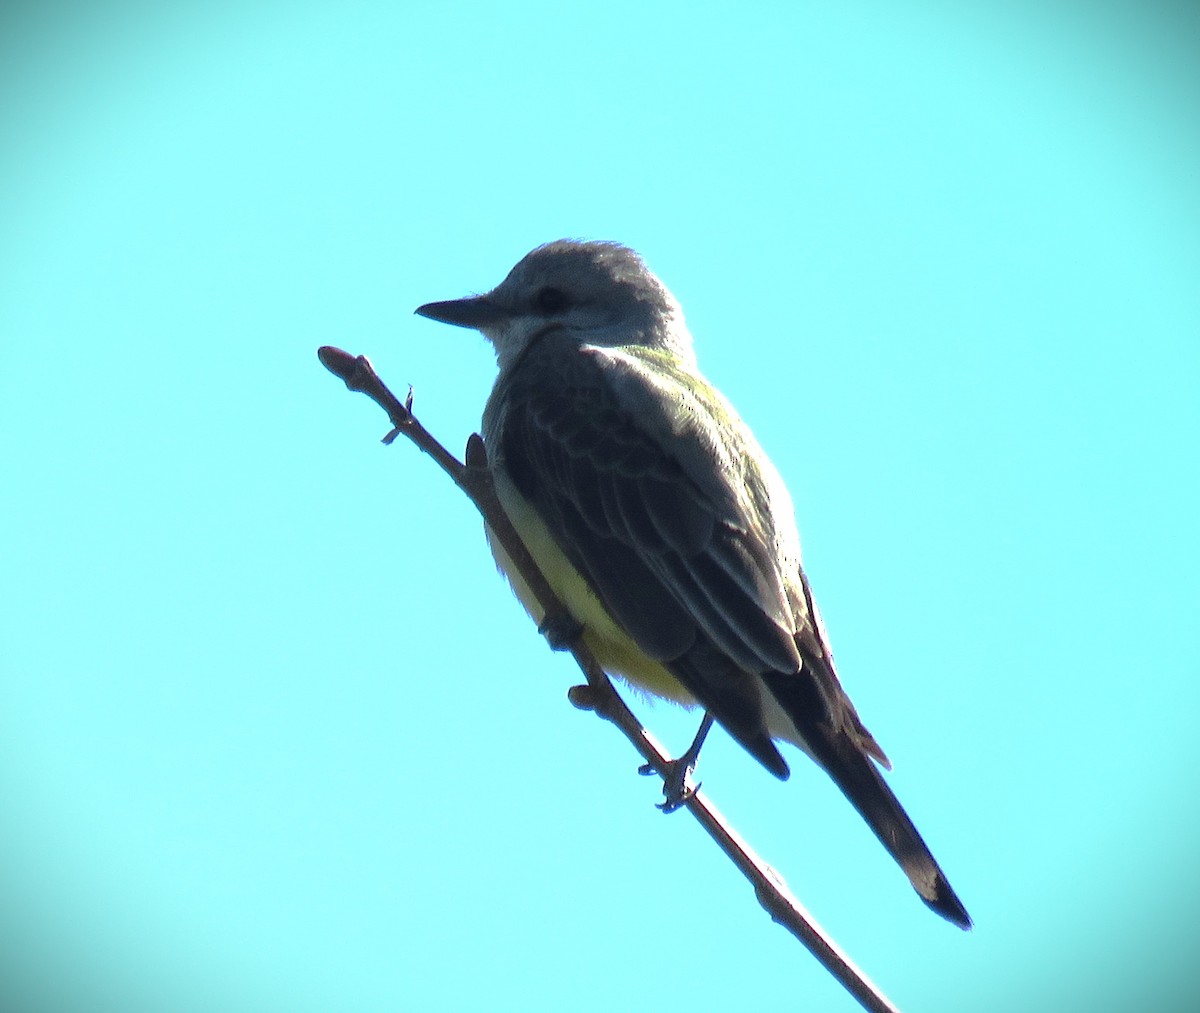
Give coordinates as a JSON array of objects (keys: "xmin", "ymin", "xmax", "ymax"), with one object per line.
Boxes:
[
  {"xmin": 764, "ymin": 671, "xmax": 972, "ymax": 929},
  {"xmin": 815, "ymin": 726, "xmax": 971, "ymax": 929}
]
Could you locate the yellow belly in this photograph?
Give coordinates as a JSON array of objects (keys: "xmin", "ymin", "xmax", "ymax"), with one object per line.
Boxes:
[{"xmin": 484, "ymin": 488, "xmax": 697, "ymax": 707}]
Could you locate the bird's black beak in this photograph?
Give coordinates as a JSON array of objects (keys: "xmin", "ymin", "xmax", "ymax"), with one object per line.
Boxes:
[{"xmin": 414, "ymin": 296, "xmax": 508, "ymax": 330}]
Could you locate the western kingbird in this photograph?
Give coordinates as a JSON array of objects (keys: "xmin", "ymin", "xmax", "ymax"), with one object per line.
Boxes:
[{"xmin": 415, "ymin": 240, "xmax": 971, "ymax": 929}]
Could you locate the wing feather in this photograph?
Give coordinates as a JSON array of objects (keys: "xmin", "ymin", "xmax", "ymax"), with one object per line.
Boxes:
[{"xmin": 497, "ymin": 339, "xmax": 801, "ymax": 682}]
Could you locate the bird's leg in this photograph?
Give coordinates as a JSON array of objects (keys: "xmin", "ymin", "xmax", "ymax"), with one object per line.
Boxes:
[
  {"xmin": 639, "ymin": 712, "xmax": 715, "ymax": 814},
  {"xmin": 537, "ymin": 610, "xmax": 584, "ymax": 652}
]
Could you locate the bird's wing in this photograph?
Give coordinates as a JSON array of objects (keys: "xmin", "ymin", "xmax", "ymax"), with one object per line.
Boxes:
[
  {"xmin": 496, "ymin": 338, "xmax": 804, "ymax": 767},
  {"xmin": 495, "ymin": 337, "xmax": 969, "ymax": 926}
]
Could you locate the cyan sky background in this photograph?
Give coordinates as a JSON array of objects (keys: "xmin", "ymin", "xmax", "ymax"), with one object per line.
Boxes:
[{"xmin": 2, "ymin": 2, "xmax": 1198, "ymax": 1010}]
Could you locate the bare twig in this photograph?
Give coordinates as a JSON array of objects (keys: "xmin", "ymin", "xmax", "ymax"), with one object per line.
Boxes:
[{"xmin": 318, "ymin": 346, "xmax": 900, "ymax": 1013}]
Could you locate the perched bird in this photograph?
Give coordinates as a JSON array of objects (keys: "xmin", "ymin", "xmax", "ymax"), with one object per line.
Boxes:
[{"xmin": 415, "ymin": 240, "xmax": 970, "ymax": 929}]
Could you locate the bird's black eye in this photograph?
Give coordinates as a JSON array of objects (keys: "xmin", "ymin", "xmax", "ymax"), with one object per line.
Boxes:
[{"xmin": 533, "ymin": 286, "xmax": 570, "ymax": 314}]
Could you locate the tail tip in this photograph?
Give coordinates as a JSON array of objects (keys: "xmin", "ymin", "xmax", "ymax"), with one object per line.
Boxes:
[{"xmin": 923, "ymin": 879, "xmax": 972, "ymax": 931}]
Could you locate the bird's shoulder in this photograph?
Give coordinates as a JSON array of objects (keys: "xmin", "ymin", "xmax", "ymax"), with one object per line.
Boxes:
[{"xmin": 498, "ymin": 336, "xmax": 769, "ymax": 521}]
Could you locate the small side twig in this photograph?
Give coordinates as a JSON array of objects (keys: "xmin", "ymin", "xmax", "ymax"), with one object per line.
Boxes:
[{"xmin": 318, "ymin": 346, "xmax": 900, "ymax": 1013}]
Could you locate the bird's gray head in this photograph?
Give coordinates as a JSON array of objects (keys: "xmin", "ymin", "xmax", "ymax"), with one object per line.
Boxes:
[{"xmin": 415, "ymin": 240, "xmax": 691, "ymax": 372}]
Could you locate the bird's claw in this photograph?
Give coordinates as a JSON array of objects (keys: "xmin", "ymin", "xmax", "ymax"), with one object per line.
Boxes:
[
  {"xmin": 657, "ymin": 780, "xmax": 701, "ymax": 814},
  {"xmin": 638, "ymin": 712, "xmax": 714, "ymax": 813},
  {"xmin": 639, "ymin": 758, "xmax": 700, "ymax": 813}
]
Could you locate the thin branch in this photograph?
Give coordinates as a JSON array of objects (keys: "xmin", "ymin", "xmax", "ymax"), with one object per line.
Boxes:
[{"xmin": 318, "ymin": 346, "xmax": 900, "ymax": 1013}]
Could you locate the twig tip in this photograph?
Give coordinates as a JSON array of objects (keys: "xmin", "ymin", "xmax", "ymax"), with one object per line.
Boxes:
[
  {"xmin": 465, "ymin": 433, "xmax": 489, "ymax": 469},
  {"xmin": 567, "ymin": 685, "xmax": 600, "ymax": 711},
  {"xmin": 317, "ymin": 345, "xmax": 356, "ymax": 380}
]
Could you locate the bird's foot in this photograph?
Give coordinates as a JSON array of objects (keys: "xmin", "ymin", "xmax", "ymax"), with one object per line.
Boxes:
[
  {"xmin": 537, "ymin": 611, "xmax": 583, "ymax": 652},
  {"xmin": 639, "ymin": 757, "xmax": 701, "ymax": 813},
  {"xmin": 638, "ymin": 712, "xmax": 714, "ymax": 814}
]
